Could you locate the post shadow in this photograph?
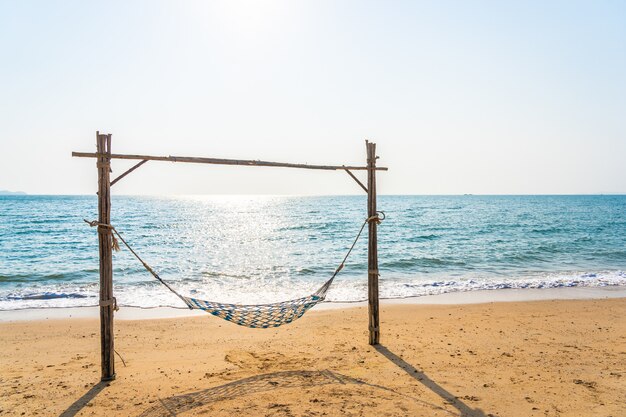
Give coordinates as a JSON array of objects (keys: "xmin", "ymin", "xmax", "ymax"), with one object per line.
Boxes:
[
  {"xmin": 374, "ymin": 345, "xmax": 491, "ymax": 417},
  {"xmin": 58, "ymin": 381, "xmax": 108, "ymax": 417}
]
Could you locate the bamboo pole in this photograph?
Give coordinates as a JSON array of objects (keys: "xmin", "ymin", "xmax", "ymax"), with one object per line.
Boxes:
[
  {"xmin": 96, "ymin": 132, "xmax": 115, "ymax": 381},
  {"xmin": 72, "ymin": 152, "xmax": 388, "ymax": 171},
  {"xmin": 366, "ymin": 141, "xmax": 380, "ymax": 345}
]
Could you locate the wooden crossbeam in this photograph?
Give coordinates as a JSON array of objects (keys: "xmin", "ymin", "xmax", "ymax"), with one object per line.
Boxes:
[{"xmin": 72, "ymin": 152, "xmax": 388, "ymax": 171}]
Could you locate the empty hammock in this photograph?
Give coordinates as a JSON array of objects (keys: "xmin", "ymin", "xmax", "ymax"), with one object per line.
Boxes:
[{"xmin": 86, "ymin": 214, "xmax": 382, "ymax": 329}]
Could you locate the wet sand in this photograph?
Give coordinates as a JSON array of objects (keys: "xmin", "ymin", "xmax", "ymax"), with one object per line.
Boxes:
[{"xmin": 1, "ymin": 298, "xmax": 625, "ymax": 416}]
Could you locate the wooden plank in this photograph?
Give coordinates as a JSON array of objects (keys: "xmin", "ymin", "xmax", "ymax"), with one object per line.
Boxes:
[
  {"xmin": 110, "ymin": 159, "xmax": 148, "ymax": 187},
  {"xmin": 344, "ymin": 168, "xmax": 368, "ymax": 193},
  {"xmin": 366, "ymin": 140, "xmax": 380, "ymax": 345},
  {"xmin": 96, "ymin": 132, "xmax": 115, "ymax": 381},
  {"xmin": 72, "ymin": 152, "xmax": 388, "ymax": 171}
]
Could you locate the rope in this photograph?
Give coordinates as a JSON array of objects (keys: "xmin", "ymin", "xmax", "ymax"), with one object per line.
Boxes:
[
  {"xmin": 366, "ymin": 211, "xmax": 385, "ymax": 224},
  {"xmin": 84, "ymin": 219, "xmax": 194, "ymax": 308},
  {"xmin": 114, "ymin": 349, "xmax": 127, "ymax": 367},
  {"xmin": 86, "ymin": 220, "xmax": 120, "ymax": 251},
  {"xmin": 313, "ymin": 215, "xmax": 373, "ymax": 297}
]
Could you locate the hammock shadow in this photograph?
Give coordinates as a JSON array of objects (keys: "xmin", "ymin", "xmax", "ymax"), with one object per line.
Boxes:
[
  {"xmin": 136, "ymin": 369, "xmax": 448, "ymax": 417},
  {"xmin": 58, "ymin": 381, "xmax": 108, "ymax": 417},
  {"xmin": 374, "ymin": 345, "xmax": 491, "ymax": 417}
]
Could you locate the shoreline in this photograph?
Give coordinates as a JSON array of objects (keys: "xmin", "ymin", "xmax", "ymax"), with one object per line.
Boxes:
[{"xmin": 2, "ymin": 285, "xmax": 625, "ymax": 322}]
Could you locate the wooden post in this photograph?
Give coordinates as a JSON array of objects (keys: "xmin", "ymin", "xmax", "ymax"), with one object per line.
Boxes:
[
  {"xmin": 96, "ymin": 131, "xmax": 115, "ymax": 381},
  {"xmin": 366, "ymin": 141, "xmax": 380, "ymax": 345}
]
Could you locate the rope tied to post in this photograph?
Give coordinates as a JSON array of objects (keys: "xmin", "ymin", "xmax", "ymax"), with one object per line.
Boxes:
[
  {"xmin": 85, "ymin": 219, "xmax": 120, "ymax": 251},
  {"xmin": 99, "ymin": 297, "xmax": 119, "ymax": 311},
  {"xmin": 366, "ymin": 211, "xmax": 386, "ymax": 225}
]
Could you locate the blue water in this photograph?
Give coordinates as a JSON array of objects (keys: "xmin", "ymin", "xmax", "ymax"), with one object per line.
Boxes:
[{"xmin": 1, "ymin": 195, "xmax": 625, "ymax": 310}]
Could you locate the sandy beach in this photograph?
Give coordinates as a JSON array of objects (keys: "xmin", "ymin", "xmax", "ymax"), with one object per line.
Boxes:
[
  {"xmin": 1, "ymin": 296, "xmax": 624, "ymax": 417},
  {"xmin": 2, "ymin": 0, "xmax": 626, "ymax": 415}
]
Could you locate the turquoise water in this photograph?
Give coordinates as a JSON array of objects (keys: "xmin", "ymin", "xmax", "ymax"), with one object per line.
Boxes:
[{"xmin": 1, "ymin": 195, "xmax": 625, "ymax": 309}]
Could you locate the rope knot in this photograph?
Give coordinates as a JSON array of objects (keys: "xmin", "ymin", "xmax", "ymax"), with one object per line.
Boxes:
[
  {"xmin": 99, "ymin": 297, "xmax": 119, "ymax": 311},
  {"xmin": 366, "ymin": 211, "xmax": 385, "ymax": 224},
  {"xmin": 84, "ymin": 219, "xmax": 120, "ymax": 251}
]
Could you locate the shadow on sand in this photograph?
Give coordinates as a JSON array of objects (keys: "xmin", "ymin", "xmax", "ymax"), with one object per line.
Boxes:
[
  {"xmin": 59, "ymin": 349, "xmax": 492, "ymax": 416},
  {"xmin": 136, "ymin": 369, "xmax": 452, "ymax": 417},
  {"xmin": 375, "ymin": 345, "xmax": 491, "ymax": 417},
  {"xmin": 58, "ymin": 381, "xmax": 108, "ymax": 417}
]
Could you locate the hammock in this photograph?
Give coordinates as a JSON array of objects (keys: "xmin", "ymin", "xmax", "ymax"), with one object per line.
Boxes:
[{"xmin": 86, "ymin": 214, "xmax": 382, "ymax": 328}]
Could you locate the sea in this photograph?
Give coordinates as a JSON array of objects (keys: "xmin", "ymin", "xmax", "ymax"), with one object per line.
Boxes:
[{"xmin": 1, "ymin": 195, "xmax": 625, "ymax": 310}]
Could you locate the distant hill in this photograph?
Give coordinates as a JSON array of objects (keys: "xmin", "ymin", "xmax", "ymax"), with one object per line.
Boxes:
[{"xmin": 0, "ymin": 190, "xmax": 27, "ymax": 195}]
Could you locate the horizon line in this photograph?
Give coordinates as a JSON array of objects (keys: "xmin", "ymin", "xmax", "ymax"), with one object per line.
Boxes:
[{"xmin": 2, "ymin": 192, "xmax": 626, "ymax": 197}]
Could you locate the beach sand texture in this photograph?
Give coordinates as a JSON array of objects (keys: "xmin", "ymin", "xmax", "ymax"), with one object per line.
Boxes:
[{"xmin": 1, "ymin": 298, "xmax": 624, "ymax": 417}]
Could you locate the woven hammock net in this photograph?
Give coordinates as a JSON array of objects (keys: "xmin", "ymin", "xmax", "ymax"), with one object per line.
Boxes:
[{"xmin": 179, "ymin": 272, "xmax": 335, "ymax": 328}]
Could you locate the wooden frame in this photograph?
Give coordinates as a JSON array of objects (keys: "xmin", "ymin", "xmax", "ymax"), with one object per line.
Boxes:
[{"xmin": 73, "ymin": 132, "xmax": 387, "ymax": 381}]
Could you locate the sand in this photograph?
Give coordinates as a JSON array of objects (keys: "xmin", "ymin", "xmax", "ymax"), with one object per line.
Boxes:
[{"xmin": 1, "ymin": 298, "xmax": 625, "ymax": 417}]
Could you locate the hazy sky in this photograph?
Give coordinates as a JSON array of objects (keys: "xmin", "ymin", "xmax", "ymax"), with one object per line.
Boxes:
[{"xmin": 1, "ymin": 0, "xmax": 624, "ymax": 195}]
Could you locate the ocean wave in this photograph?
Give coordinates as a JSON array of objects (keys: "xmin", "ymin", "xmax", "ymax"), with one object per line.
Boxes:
[
  {"xmin": 2, "ymin": 270, "xmax": 624, "ymax": 310},
  {"xmin": 530, "ymin": 227, "xmax": 567, "ymax": 235},
  {"xmin": 294, "ymin": 267, "xmax": 318, "ymax": 275},
  {"xmin": 381, "ymin": 257, "xmax": 467, "ymax": 269},
  {"xmin": 406, "ymin": 234, "xmax": 439, "ymax": 242},
  {"xmin": 499, "ymin": 253, "xmax": 549, "ymax": 263},
  {"xmin": 330, "ymin": 270, "xmax": 626, "ymax": 302},
  {"xmin": 201, "ymin": 271, "xmax": 252, "ymax": 280},
  {"xmin": 534, "ymin": 244, "xmax": 562, "ymax": 253},
  {"xmin": 6, "ymin": 292, "xmax": 92, "ymax": 300},
  {"xmin": 0, "ymin": 271, "xmax": 98, "ymax": 283},
  {"xmin": 587, "ymin": 250, "xmax": 626, "ymax": 259}
]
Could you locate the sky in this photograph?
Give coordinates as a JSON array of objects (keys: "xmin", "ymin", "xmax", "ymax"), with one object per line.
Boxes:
[{"xmin": 0, "ymin": 0, "xmax": 624, "ymax": 195}]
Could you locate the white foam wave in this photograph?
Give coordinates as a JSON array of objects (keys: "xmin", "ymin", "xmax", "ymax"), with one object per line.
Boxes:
[{"xmin": 1, "ymin": 270, "xmax": 625, "ymax": 310}]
